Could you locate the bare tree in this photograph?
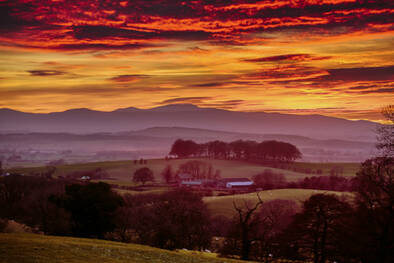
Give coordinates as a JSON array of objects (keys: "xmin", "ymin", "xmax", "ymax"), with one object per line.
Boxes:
[
  {"xmin": 285, "ymin": 194, "xmax": 352, "ymax": 263},
  {"xmin": 377, "ymin": 105, "xmax": 393, "ymax": 157},
  {"xmin": 161, "ymin": 165, "xmax": 173, "ymax": 184},
  {"xmin": 232, "ymin": 193, "xmax": 264, "ymax": 260},
  {"xmin": 352, "ymin": 157, "xmax": 394, "ymax": 263}
]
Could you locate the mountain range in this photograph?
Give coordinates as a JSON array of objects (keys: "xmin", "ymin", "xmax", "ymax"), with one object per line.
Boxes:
[{"xmin": 0, "ymin": 104, "xmax": 379, "ymax": 141}]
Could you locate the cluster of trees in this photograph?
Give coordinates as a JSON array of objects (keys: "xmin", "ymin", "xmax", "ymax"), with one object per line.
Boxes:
[
  {"xmin": 252, "ymin": 169, "xmax": 354, "ymax": 191},
  {"xmin": 115, "ymin": 189, "xmax": 211, "ymax": 250},
  {"xmin": 133, "ymin": 159, "xmax": 148, "ymax": 165},
  {"xmin": 132, "ymin": 161, "xmax": 222, "ymax": 185},
  {"xmin": 0, "ymin": 175, "xmax": 211, "ymax": 250},
  {"xmin": 170, "ymin": 139, "xmax": 302, "ymax": 163},
  {"xmin": 176, "ymin": 160, "xmax": 221, "ymax": 180},
  {"xmin": 289, "ymin": 174, "xmax": 354, "ymax": 191},
  {"xmin": 0, "ymin": 174, "xmax": 71, "ymax": 235}
]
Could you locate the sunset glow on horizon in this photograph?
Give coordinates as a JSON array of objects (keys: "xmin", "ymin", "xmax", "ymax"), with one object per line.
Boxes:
[{"xmin": 1, "ymin": 0, "xmax": 393, "ymax": 123}]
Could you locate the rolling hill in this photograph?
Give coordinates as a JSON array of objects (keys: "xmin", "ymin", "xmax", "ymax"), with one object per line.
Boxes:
[{"xmin": 0, "ymin": 233, "xmax": 249, "ymax": 263}]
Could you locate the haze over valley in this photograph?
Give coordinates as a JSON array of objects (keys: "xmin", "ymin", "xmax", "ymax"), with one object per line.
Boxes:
[{"xmin": 0, "ymin": 104, "xmax": 379, "ymax": 166}]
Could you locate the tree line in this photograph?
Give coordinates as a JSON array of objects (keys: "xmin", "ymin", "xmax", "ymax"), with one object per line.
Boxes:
[
  {"xmin": 169, "ymin": 139, "xmax": 302, "ymax": 163},
  {"xmin": 253, "ymin": 168, "xmax": 354, "ymax": 192},
  {"xmin": 0, "ymin": 156, "xmax": 392, "ymax": 262}
]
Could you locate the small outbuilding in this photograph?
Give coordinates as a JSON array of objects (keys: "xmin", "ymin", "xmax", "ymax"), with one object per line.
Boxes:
[
  {"xmin": 180, "ymin": 180, "xmax": 203, "ymax": 187},
  {"xmin": 80, "ymin": 175, "xmax": 90, "ymax": 181}
]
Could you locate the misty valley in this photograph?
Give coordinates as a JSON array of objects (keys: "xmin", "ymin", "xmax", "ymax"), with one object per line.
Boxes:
[{"xmin": 0, "ymin": 105, "xmax": 379, "ymax": 168}]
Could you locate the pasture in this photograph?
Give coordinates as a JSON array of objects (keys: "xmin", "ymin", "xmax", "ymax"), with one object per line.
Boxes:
[
  {"xmin": 204, "ymin": 189, "xmax": 354, "ymax": 217},
  {"xmin": 7, "ymin": 158, "xmax": 361, "ymax": 185}
]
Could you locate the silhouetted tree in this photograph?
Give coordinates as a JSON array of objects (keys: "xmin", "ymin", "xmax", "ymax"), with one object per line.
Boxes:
[
  {"xmin": 170, "ymin": 139, "xmax": 199, "ymax": 158},
  {"xmin": 223, "ymin": 193, "xmax": 263, "ymax": 260},
  {"xmin": 229, "ymin": 140, "xmax": 247, "ymax": 160},
  {"xmin": 177, "ymin": 160, "xmax": 210, "ymax": 180},
  {"xmin": 253, "ymin": 169, "xmax": 286, "ymax": 189},
  {"xmin": 207, "ymin": 140, "xmax": 229, "ymax": 159},
  {"xmin": 376, "ymin": 105, "xmax": 393, "ymax": 157},
  {"xmin": 252, "ymin": 199, "xmax": 298, "ymax": 262},
  {"xmin": 0, "ymin": 218, "xmax": 7, "ymax": 232},
  {"xmin": 161, "ymin": 165, "xmax": 173, "ymax": 184},
  {"xmin": 133, "ymin": 167, "xmax": 154, "ymax": 185},
  {"xmin": 60, "ymin": 182, "xmax": 123, "ymax": 238},
  {"xmin": 285, "ymin": 194, "xmax": 352, "ymax": 263},
  {"xmin": 294, "ymin": 175, "xmax": 352, "ymax": 191},
  {"xmin": 114, "ymin": 193, "xmax": 138, "ymax": 242},
  {"xmin": 351, "ymin": 157, "xmax": 394, "ymax": 263},
  {"xmin": 214, "ymin": 169, "xmax": 221, "ymax": 179},
  {"xmin": 329, "ymin": 166, "xmax": 344, "ymax": 177},
  {"xmin": 151, "ymin": 189, "xmax": 212, "ymax": 250},
  {"xmin": 0, "ymin": 174, "xmax": 71, "ymax": 235},
  {"xmin": 121, "ymin": 189, "xmax": 211, "ymax": 250}
]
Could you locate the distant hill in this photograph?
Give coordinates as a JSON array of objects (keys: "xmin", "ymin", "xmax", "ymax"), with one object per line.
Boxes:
[{"xmin": 0, "ymin": 104, "xmax": 378, "ymax": 141}]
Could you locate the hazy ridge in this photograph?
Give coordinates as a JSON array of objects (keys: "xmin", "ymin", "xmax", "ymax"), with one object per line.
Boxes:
[{"xmin": 0, "ymin": 104, "xmax": 378, "ymax": 141}]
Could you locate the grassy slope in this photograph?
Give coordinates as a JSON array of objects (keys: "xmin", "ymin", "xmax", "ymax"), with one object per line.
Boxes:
[
  {"xmin": 205, "ymin": 189, "xmax": 354, "ymax": 217},
  {"xmin": 0, "ymin": 233, "xmax": 252, "ymax": 263},
  {"xmin": 8, "ymin": 158, "xmax": 360, "ymax": 184}
]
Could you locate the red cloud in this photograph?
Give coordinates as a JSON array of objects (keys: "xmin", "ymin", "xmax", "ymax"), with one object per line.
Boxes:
[
  {"xmin": 109, "ymin": 74, "xmax": 147, "ymax": 83},
  {"xmin": 0, "ymin": 0, "xmax": 392, "ymax": 50},
  {"xmin": 243, "ymin": 54, "xmax": 332, "ymax": 63}
]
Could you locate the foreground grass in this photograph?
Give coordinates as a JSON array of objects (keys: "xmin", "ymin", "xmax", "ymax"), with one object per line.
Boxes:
[
  {"xmin": 205, "ymin": 189, "xmax": 353, "ymax": 217},
  {"xmin": 0, "ymin": 233, "xmax": 254, "ymax": 263}
]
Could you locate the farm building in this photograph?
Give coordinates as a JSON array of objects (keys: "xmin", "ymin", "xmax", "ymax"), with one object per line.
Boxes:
[
  {"xmin": 80, "ymin": 176, "xmax": 90, "ymax": 181},
  {"xmin": 217, "ymin": 178, "xmax": 254, "ymax": 189}
]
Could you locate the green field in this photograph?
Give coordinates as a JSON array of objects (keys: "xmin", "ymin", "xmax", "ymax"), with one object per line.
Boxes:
[
  {"xmin": 0, "ymin": 233, "xmax": 255, "ymax": 263},
  {"xmin": 204, "ymin": 189, "xmax": 354, "ymax": 217},
  {"xmin": 7, "ymin": 158, "xmax": 361, "ymax": 185}
]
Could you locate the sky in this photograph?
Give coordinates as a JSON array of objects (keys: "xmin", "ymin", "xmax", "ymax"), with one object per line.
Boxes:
[{"xmin": 0, "ymin": 0, "xmax": 393, "ymax": 123}]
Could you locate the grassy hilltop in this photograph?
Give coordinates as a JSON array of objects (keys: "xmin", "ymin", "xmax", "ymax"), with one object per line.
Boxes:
[{"xmin": 0, "ymin": 233, "xmax": 253, "ymax": 263}]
